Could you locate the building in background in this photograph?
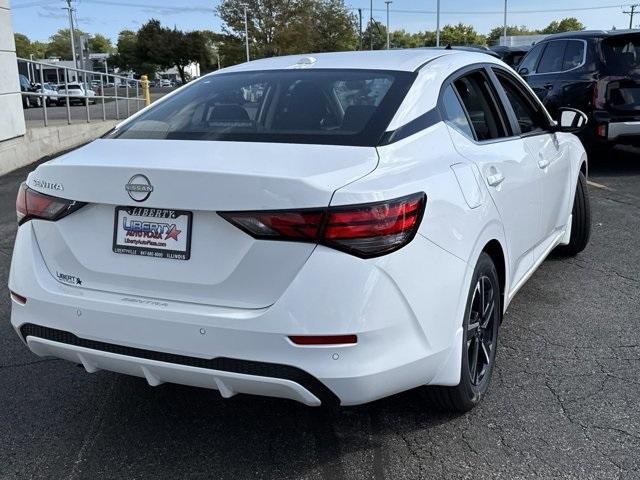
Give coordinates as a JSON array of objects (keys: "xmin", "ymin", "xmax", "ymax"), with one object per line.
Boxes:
[
  {"xmin": 499, "ymin": 34, "xmax": 549, "ymax": 47},
  {"xmin": 158, "ymin": 62, "xmax": 201, "ymax": 84}
]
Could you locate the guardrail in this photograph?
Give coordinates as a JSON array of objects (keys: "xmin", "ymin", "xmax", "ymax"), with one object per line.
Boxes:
[{"xmin": 18, "ymin": 57, "xmax": 145, "ymax": 127}]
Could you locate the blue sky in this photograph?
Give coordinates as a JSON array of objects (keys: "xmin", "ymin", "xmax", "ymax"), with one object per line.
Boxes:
[{"xmin": 9, "ymin": 0, "xmax": 640, "ymax": 42}]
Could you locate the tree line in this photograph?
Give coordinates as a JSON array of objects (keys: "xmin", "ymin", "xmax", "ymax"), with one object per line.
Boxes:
[{"xmin": 14, "ymin": 0, "xmax": 585, "ymax": 81}]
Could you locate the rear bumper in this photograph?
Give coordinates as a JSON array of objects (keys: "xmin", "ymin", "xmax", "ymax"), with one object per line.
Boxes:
[
  {"xmin": 608, "ymin": 120, "xmax": 640, "ymax": 141},
  {"xmin": 24, "ymin": 329, "xmax": 330, "ymax": 406},
  {"xmin": 9, "ymin": 223, "xmax": 469, "ymax": 406}
]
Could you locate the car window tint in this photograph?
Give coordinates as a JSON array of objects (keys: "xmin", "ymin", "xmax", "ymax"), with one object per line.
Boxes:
[
  {"xmin": 453, "ymin": 73, "xmax": 505, "ymax": 141},
  {"xmin": 441, "ymin": 85, "xmax": 474, "ymax": 139},
  {"xmin": 108, "ymin": 69, "xmax": 415, "ymax": 147},
  {"xmin": 537, "ymin": 41, "xmax": 567, "ymax": 74},
  {"xmin": 562, "ymin": 41, "xmax": 585, "ymax": 71},
  {"xmin": 495, "ymin": 71, "xmax": 547, "ymax": 134},
  {"xmin": 518, "ymin": 43, "xmax": 546, "ymax": 75},
  {"xmin": 602, "ymin": 36, "xmax": 640, "ymax": 75}
]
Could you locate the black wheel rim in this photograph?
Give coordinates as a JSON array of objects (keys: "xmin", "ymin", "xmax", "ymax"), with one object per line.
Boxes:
[{"xmin": 467, "ymin": 275, "xmax": 497, "ymax": 386}]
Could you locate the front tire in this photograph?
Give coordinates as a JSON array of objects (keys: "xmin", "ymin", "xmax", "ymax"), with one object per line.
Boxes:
[
  {"xmin": 555, "ymin": 171, "xmax": 591, "ymax": 257},
  {"xmin": 424, "ymin": 252, "xmax": 501, "ymax": 412}
]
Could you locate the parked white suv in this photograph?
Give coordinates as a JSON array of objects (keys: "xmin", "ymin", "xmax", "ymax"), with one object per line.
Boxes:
[
  {"xmin": 10, "ymin": 50, "xmax": 590, "ymax": 410},
  {"xmin": 56, "ymin": 83, "xmax": 96, "ymax": 105}
]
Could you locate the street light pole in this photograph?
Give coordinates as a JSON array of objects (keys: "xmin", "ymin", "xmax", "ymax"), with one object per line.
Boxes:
[
  {"xmin": 63, "ymin": 0, "xmax": 77, "ymax": 74},
  {"xmin": 436, "ymin": 0, "xmax": 441, "ymax": 47},
  {"xmin": 358, "ymin": 8, "xmax": 363, "ymax": 50},
  {"xmin": 385, "ymin": 1, "xmax": 392, "ymax": 49},
  {"xmin": 370, "ymin": 0, "xmax": 373, "ymax": 50},
  {"xmin": 243, "ymin": 5, "xmax": 250, "ymax": 62},
  {"xmin": 503, "ymin": 0, "xmax": 508, "ymax": 46}
]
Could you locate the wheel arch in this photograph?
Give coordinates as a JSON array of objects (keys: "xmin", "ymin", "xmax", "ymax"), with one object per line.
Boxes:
[
  {"xmin": 580, "ymin": 159, "xmax": 587, "ymax": 178},
  {"xmin": 482, "ymin": 239, "xmax": 506, "ymax": 315}
]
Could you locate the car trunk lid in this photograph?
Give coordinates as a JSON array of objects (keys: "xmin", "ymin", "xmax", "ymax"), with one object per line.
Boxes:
[{"xmin": 27, "ymin": 138, "xmax": 378, "ymax": 309}]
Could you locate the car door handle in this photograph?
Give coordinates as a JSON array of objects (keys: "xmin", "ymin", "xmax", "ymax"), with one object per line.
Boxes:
[
  {"xmin": 538, "ymin": 158, "xmax": 551, "ymax": 169},
  {"xmin": 486, "ymin": 171, "xmax": 505, "ymax": 187}
]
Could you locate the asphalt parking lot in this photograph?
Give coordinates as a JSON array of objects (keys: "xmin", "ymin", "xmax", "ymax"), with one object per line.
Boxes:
[{"xmin": 0, "ymin": 148, "xmax": 638, "ymax": 479}]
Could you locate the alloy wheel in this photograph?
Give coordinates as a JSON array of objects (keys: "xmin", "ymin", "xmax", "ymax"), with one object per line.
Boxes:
[{"xmin": 467, "ymin": 275, "xmax": 497, "ymax": 386}]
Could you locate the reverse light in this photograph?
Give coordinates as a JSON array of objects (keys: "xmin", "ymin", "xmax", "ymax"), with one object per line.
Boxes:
[
  {"xmin": 16, "ymin": 182, "xmax": 85, "ymax": 225},
  {"xmin": 219, "ymin": 193, "xmax": 426, "ymax": 258}
]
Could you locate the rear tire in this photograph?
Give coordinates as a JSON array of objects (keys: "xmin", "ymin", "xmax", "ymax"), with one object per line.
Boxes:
[
  {"xmin": 423, "ymin": 252, "xmax": 501, "ymax": 412},
  {"xmin": 555, "ymin": 172, "xmax": 591, "ymax": 257}
]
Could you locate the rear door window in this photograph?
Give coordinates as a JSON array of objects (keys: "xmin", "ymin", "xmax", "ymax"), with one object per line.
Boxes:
[
  {"xmin": 537, "ymin": 41, "xmax": 567, "ymax": 74},
  {"xmin": 441, "ymin": 85, "xmax": 474, "ymax": 139},
  {"xmin": 494, "ymin": 70, "xmax": 550, "ymax": 134},
  {"xmin": 452, "ymin": 72, "xmax": 508, "ymax": 141},
  {"xmin": 518, "ymin": 43, "xmax": 546, "ymax": 75},
  {"xmin": 602, "ymin": 35, "xmax": 640, "ymax": 75},
  {"xmin": 562, "ymin": 41, "xmax": 585, "ymax": 71}
]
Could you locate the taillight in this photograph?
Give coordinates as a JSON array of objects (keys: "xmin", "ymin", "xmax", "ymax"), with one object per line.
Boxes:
[
  {"xmin": 16, "ymin": 182, "xmax": 85, "ymax": 225},
  {"xmin": 219, "ymin": 193, "xmax": 426, "ymax": 258}
]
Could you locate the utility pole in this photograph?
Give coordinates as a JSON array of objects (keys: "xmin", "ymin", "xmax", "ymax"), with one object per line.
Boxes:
[
  {"xmin": 358, "ymin": 8, "xmax": 363, "ymax": 50},
  {"xmin": 385, "ymin": 1, "xmax": 392, "ymax": 49},
  {"xmin": 623, "ymin": 4, "xmax": 639, "ymax": 29},
  {"xmin": 243, "ymin": 5, "xmax": 250, "ymax": 62},
  {"xmin": 63, "ymin": 0, "xmax": 77, "ymax": 75},
  {"xmin": 370, "ymin": 0, "xmax": 373, "ymax": 50},
  {"xmin": 436, "ymin": 0, "xmax": 440, "ymax": 47},
  {"xmin": 503, "ymin": 0, "xmax": 508, "ymax": 46}
]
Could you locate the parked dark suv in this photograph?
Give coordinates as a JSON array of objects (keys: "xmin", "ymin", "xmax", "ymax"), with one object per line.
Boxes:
[{"xmin": 517, "ymin": 30, "xmax": 640, "ymax": 155}]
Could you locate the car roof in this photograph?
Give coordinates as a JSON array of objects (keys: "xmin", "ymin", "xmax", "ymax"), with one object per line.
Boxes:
[
  {"xmin": 541, "ymin": 29, "xmax": 640, "ymax": 41},
  {"xmin": 216, "ymin": 49, "xmax": 469, "ymax": 73}
]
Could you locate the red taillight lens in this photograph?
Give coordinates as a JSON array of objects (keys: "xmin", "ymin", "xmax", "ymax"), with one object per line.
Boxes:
[
  {"xmin": 220, "ymin": 193, "xmax": 426, "ymax": 258},
  {"xmin": 16, "ymin": 182, "xmax": 85, "ymax": 225},
  {"xmin": 223, "ymin": 210, "xmax": 324, "ymax": 240}
]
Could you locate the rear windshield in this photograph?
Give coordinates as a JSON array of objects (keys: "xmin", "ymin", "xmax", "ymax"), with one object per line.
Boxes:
[
  {"xmin": 603, "ymin": 35, "xmax": 640, "ymax": 75},
  {"xmin": 108, "ymin": 69, "xmax": 415, "ymax": 146}
]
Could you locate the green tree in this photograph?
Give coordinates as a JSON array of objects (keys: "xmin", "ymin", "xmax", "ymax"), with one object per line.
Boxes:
[
  {"xmin": 361, "ymin": 20, "xmax": 387, "ymax": 50},
  {"xmin": 46, "ymin": 28, "xmax": 83, "ymax": 59},
  {"xmin": 108, "ymin": 29, "xmax": 158, "ymax": 77},
  {"xmin": 112, "ymin": 20, "xmax": 215, "ymax": 82},
  {"xmin": 218, "ymin": 0, "xmax": 357, "ymax": 58},
  {"xmin": 136, "ymin": 20, "xmax": 212, "ymax": 82},
  {"xmin": 14, "ymin": 33, "xmax": 48, "ymax": 58},
  {"xmin": 390, "ymin": 30, "xmax": 434, "ymax": 48},
  {"xmin": 304, "ymin": 0, "xmax": 358, "ymax": 52},
  {"xmin": 541, "ymin": 17, "xmax": 585, "ymax": 34},
  {"xmin": 88, "ymin": 34, "xmax": 113, "ymax": 54},
  {"xmin": 14, "ymin": 33, "xmax": 31, "ymax": 58},
  {"xmin": 439, "ymin": 23, "xmax": 486, "ymax": 47}
]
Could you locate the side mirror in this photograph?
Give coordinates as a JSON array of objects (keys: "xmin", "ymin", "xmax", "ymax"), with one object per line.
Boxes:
[
  {"xmin": 518, "ymin": 67, "xmax": 529, "ymax": 76},
  {"xmin": 555, "ymin": 107, "xmax": 588, "ymax": 133}
]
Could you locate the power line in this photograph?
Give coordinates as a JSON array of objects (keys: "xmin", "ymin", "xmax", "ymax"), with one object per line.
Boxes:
[
  {"xmin": 11, "ymin": 0, "xmax": 640, "ymax": 15},
  {"xmin": 623, "ymin": 4, "xmax": 640, "ymax": 29},
  {"xmin": 348, "ymin": 2, "xmax": 640, "ymax": 16}
]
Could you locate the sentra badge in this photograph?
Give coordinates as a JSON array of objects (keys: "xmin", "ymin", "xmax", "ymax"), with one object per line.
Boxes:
[{"xmin": 32, "ymin": 179, "xmax": 64, "ymax": 191}]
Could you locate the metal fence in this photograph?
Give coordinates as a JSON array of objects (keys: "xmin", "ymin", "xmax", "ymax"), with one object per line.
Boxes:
[{"xmin": 18, "ymin": 57, "xmax": 144, "ymax": 127}]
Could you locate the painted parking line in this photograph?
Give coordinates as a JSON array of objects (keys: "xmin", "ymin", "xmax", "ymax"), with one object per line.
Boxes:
[{"xmin": 587, "ymin": 180, "xmax": 612, "ymax": 191}]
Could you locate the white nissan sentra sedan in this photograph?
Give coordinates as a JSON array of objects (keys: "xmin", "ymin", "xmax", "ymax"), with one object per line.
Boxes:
[{"xmin": 9, "ymin": 50, "xmax": 591, "ymax": 411}]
